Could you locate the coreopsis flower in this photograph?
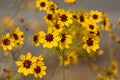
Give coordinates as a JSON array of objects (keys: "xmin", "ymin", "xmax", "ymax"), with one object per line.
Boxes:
[
  {"xmin": 16, "ymin": 52, "xmax": 37, "ymax": 76},
  {"xmin": 33, "ymin": 63, "xmax": 47, "ymax": 78},
  {"xmin": 11, "ymin": 27, "xmax": 24, "ymax": 47},
  {"xmin": 101, "ymin": 13, "xmax": 111, "ymax": 31},
  {"xmin": 33, "ymin": 57, "xmax": 47, "ymax": 79},
  {"xmin": 44, "ymin": 13, "xmax": 56, "ymax": 25},
  {"xmin": 106, "ymin": 60, "xmax": 118, "ymax": 76},
  {"xmin": 59, "ymin": 51, "xmax": 78, "ymax": 66},
  {"xmin": 39, "ymin": 27, "xmax": 61, "ymax": 48},
  {"xmin": 84, "ymin": 19, "xmax": 99, "ymax": 32},
  {"xmin": 58, "ymin": 9, "xmax": 73, "ymax": 27},
  {"xmin": 59, "ymin": 33, "xmax": 72, "ymax": 49},
  {"xmin": 36, "ymin": 0, "xmax": 49, "ymax": 11},
  {"xmin": 64, "ymin": 0, "xmax": 76, "ymax": 4},
  {"xmin": 77, "ymin": 11, "xmax": 88, "ymax": 27},
  {"xmin": 46, "ymin": 1, "xmax": 58, "ymax": 14},
  {"xmin": 83, "ymin": 36, "xmax": 100, "ymax": 53},
  {"xmin": 33, "ymin": 32, "xmax": 41, "ymax": 47},
  {"xmin": 0, "ymin": 33, "xmax": 15, "ymax": 51},
  {"xmin": 97, "ymin": 74, "xmax": 114, "ymax": 80},
  {"xmin": 90, "ymin": 10, "xmax": 102, "ymax": 23}
]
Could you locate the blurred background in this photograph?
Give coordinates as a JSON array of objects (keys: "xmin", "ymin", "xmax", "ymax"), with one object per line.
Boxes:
[{"xmin": 0, "ymin": 0, "xmax": 120, "ymax": 80}]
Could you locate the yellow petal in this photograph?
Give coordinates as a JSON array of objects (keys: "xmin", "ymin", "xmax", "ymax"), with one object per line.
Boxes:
[
  {"xmin": 20, "ymin": 54, "xmax": 26, "ymax": 61},
  {"xmin": 16, "ymin": 61, "xmax": 23, "ymax": 66},
  {"xmin": 27, "ymin": 52, "xmax": 32, "ymax": 59}
]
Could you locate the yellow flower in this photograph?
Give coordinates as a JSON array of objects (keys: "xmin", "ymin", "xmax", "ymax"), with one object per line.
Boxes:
[
  {"xmin": 59, "ymin": 33, "xmax": 72, "ymax": 49},
  {"xmin": 101, "ymin": 13, "xmax": 111, "ymax": 31},
  {"xmin": 33, "ymin": 62, "xmax": 47, "ymax": 78},
  {"xmin": 39, "ymin": 27, "xmax": 61, "ymax": 48},
  {"xmin": 3, "ymin": 17, "xmax": 14, "ymax": 28},
  {"xmin": 46, "ymin": 1, "xmax": 58, "ymax": 14},
  {"xmin": 33, "ymin": 55, "xmax": 47, "ymax": 78},
  {"xmin": 97, "ymin": 74, "xmax": 114, "ymax": 80},
  {"xmin": 90, "ymin": 10, "xmax": 102, "ymax": 23},
  {"xmin": 64, "ymin": 0, "xmax": 76, "ymax": 4},
  {"xmin": 106, "ymin": 60, "xmax": 118, "ymax": 76},
  {"xmin": 84, "ymin": 18, "xmax": 99, "ymax": 32},
  {"xmin": 36, "ymin": 0, "xmax": 49, "ymax": 11},
  {"xmin": 0, "ymin": 33, "xmax": 15, "ymax": 51},
  {"xmin": 59, "ymin": 51, "xmax": 78, "ymax": 66},
  {"xmin": 44, "ymin": 13, "xmax": 56, "ymax": 25},
  {"xmin": 77, "ymin": 11, "xmax": 88, "ymax": 27},
  {"xmin": 83, "ymin": 36, "xmax": 100, "ymax": 53},
  {"xmin": 58, "ymin": 9, "xmax": 73, "ymax": 27},
  {"xmin": 33, "ymin": 32, "xmax": 41, "ymax": 47},
  {"xmin": 11, "ymin": 27, "xmax": 24, "ymax": 47},
  {"xmin": 16, "ymin": 52, "xmax": 37, "ymax": 76}
]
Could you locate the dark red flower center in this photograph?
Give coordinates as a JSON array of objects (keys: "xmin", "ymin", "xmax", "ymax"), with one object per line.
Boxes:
[
  {"xmin": 40, "ymin": 2, "xmax": 45, "ymax": 7},
  {"xmin": 87, "ymin": 38, "xmax": 93, "ymax": 46},
  {"xmin": 89, "ymin": 25, "xmax": 94, "ymax": 30},
  {"xmin": 45, "ymin": 33, "xmax": 54, "ymax": 42},
  {"xmin": 3, "ymin": 38, "xmax": 10, "ymax": 46},
  {"xmin": 93, "ymin": 14, "xmax": 98, "ymax": 19},
  {"xmin": 23, "ymin": 60, "xmax": 32, "ymax": 68},
  {"xmin": 60, "ymin": 14, "xmax": 68, "ymax": 22},
  {"xmin": 61, "ymin": 34, "xmax": 66, "ymax": 42},
  {"xmin": 33, "ymin": 35, "xmax": 38, "ymax": 42},
  {"xmin": 79, "ymin": 15, "xmax": 84, "ymax": 22},
  {"xmin": 34, "ymin": 66, "xmax": 41, "ymax": 73},
  {"xmin": 13, "ymin": 34, "xmax": 18, "ymax": 40}
]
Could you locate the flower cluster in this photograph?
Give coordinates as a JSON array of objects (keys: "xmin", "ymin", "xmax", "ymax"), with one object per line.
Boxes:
[
  {"xmin": 16, "ymin": 52, "xmax": 47, "ymax": 78},
  {"xmin": 0, "ymin": 27, "xmax": 24, "ymax": 51},
  {"xmin": 97, "ymin": 60, "xmax": 118, "ymax": 80}
]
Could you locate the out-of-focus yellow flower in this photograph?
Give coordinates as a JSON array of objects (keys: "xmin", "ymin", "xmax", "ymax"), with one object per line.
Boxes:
[
  {"xmin": 90, "ymin": 10, "xmax": 102, "ymax": 23},
  {"xmin": 46, "ymin": 1, "xmax": 58, "ymax": 14},
  {"xmin": 97, "ymin": 74, "xmax": 114, "ymax": 80},
  {"xmin": 64, "ymin": 0, "xmax": 76, "ymax": 4},
  {"xmin": 39, "ymin": 27, "xmax": 61, "ymax": 48},
  {"xmin": 3, "ymin": 17, "xmax": 14, "ymax": 27},
  {"xmin": 106, "ymin": 60, "xmax": 118, "ymax": 76},
  {"xmin": 83, "ymin": 36, "xmax": 100, "ymax": 53},
  {"xmin": 11, "ymin": 27, "xmax": 24, "ymax": 47},
  {"xmin": 59, "ymin": 51, "xmax": 78, "ymax": 66},
  {"xmin": 33, "ymin": 32, "xmax": 41, "ymax": 47},
  {"xmin": 58, "ymin": 9, "xmax": 73, "ymax": 27},
  {"xmin": 0, "ymin": 33, "xmax": 15, "ymax": 51},
  {"xmin": 36, "ymin": 0, "xmax": 49, "ymax": 11},
  {"xmin": 16, "ymin": 52, "xmax": 37, "ymax": 76},
  {"xmin": 101, "ymin": 13, "xmax": 111, "ymax": 31}
]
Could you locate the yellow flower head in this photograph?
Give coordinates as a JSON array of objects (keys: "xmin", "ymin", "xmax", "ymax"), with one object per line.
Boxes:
[
  {"xmin": 16, "ymin": 52, "xmax": 37, "ymax": 76},
  {"xmin": 83, "ymin": 36, "xmax": 100, "ymax": 53},
  {"xmin": 90, "ymin": 10, "xmax": 102, "ymax": 23},
  {"xmin": 59, "ymin": 51, "xmax": 78, "ymax": 66},
  {"xmin": 33, "ymin": 32, "xmax": 41, "ymax": 47},
  {"xmin": 46, "ymin": 1, "xmax": 58, "ymax": 14},
  {"xmin": 58, "ymin": 9, "xmax": 73, "ymax": 27},
  {"xmin": 11, "ymin": 27, "xmax": 24, "ymax": 47},
  {"xmin": 77, "ymin": 11, "xmax": 88, "ymax": 27},
  {"xmin": 101, "ymin": 13, "xmax": 111, "ymax": 31},
  {"xmin": 84, "ymin": 18, "xmax": 99, "ymax": 32},
  {"xmin": 44, "ymin": 13, "xmax": 56, "ymax": 25},
  {"xmin": 59, "ymin": 33, "xmax": 72, "ymax": 50},
  {"xmin": 39, "ymin": 27, "xmax": 61, "ymax": 48},
  {"xmin": 64, "ymin": 0, "xmax": 76, "ymax": 4},
  {"xmin": 33, "ymin": 58, "xmax": 47, "ymax": 78},
  {"xmin": 106, "ymin": 60, "xmax": 118, "ymax": 76},
  {"xmin": 36, "ymin": 0, "xmax": 49, "ymax": 11},
  {"xmin": 0, "ymin": 33, "xmax": 15, "ymax": 51}
]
